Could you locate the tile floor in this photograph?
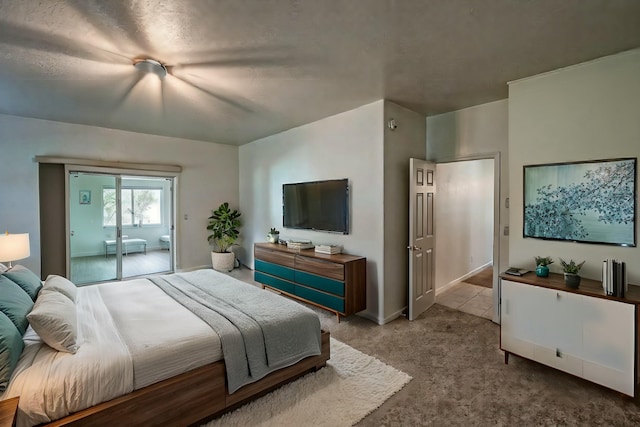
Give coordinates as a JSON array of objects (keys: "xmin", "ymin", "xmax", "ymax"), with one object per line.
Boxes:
[{"xmin": 436, "ymin": 282, "xmax": 493, "ymax": 320}]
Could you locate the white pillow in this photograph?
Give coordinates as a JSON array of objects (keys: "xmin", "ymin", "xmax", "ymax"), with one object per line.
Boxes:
[
  {"xmin": 27, "ymin": 291, "xmax": 78, "ymax": 353},
  {"xmin": 43, "ymin": 275, "xmax": 77, "ymax": 302}
]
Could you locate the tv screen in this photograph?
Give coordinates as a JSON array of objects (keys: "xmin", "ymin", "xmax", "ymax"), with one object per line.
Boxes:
[
  {"xmin": 523, "ymin": 157, "xmax": 636, "ymax": 246},
  {"xmin": 283, "ymin": 179, "xmax": 349, "ymax": 234}
]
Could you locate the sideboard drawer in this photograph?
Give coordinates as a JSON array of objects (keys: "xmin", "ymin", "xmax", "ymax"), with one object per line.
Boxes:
[
  {"xmin": 295, "ymin": 286, "xmax": 345, "ymax": 313},
  {"xmin": 255, "ymin": 247, "xmax": 295, "ymax": 269},
  {"xmin": 254, "ymin": 271, "xmax": 295, "ymax": 294},
  {"xmin": 295, "ymin": 270, "xmax": 344, "ymax": 296},
  {"xmin": 295, "ymin": 255, "xmax": 344, "ymax": 281},
  {"xmin": 254, "ymin": 243, "xmax": 366, "ymax": 320},
  {"xmin": 255, "ymin": 259, "xmax": 295, "ymax": 281}
]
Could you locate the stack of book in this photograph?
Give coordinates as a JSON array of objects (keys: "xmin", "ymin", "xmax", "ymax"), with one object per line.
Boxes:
[
  {"xmin": 602, "ymin": 258, "xmax": 627, "ymax": 297},
  {"xmin": 286, "ymin": 240, "xmax": 314, "ymax": 250},
  {"xmin": 314, "ymin": 244, "xmax": 343, "ymax": 255},
  {"xmin": 505, "ymin": 267, "xmax": 529, "ymax": 276}
]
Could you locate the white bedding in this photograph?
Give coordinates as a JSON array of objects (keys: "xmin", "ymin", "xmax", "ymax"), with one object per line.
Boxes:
[{"xmin": 3, "ymin": 278, "xmax": 222, "ymax": 427}]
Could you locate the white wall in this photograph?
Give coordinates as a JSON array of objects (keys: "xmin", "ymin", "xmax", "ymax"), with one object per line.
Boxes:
[
  {"xmin": 0, "ymin": 114, "xmax": 239, "ymax": 276},
  {"xmin": 434, "ymin": 159, "xmax": 494, "ymax": 291},
  {"xmin": 426, "ymin": 99, "xmax": 509, "ymax": 277},
  {"xmin": 509, "ymin": 49, "xmax": 640, "ymax": 283},
  {"xmin": 239, "ymin": 101, "xmax": 385, "ymax": 323}
]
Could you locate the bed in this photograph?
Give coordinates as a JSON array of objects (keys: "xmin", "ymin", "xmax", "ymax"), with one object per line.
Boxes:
[{"xmin": 0, "ymin": 267, "xmax": 330, "ymax": 427}]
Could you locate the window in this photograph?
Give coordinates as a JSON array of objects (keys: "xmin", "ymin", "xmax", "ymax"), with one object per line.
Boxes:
[{"xmin": 103, "ymin": 188, "xmax": 162, "ymax": 227}]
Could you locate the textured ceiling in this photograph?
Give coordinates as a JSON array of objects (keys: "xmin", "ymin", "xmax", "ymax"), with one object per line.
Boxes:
[{"xmin": 1, "ymin": 0, "xmax": 640, "ymax": 145}]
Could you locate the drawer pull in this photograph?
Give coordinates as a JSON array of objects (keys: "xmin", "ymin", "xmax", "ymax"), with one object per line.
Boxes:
[{"xmin": 556, "ymin": 349, "xmax": 562, "ymax": 358}]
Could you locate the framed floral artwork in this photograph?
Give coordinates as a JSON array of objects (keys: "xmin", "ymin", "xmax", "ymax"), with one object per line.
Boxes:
[{"xmin": 523, "ymin": 158, "xmax": 636, "ymax": 246}]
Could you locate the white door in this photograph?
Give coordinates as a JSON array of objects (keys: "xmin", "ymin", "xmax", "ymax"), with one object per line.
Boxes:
[{"xmin": 408, "ymin": 159, "xmax": 436, "ymax": 320}]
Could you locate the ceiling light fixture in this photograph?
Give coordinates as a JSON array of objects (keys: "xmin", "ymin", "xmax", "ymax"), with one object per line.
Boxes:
[{"xmin": 133, "ymin": 58, "xmax": 167, "ymax": 79}]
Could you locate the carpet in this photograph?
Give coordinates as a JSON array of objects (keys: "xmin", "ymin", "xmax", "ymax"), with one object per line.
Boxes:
[
  {"xmin": 202, "ymin": 338, "xmax": 412, "ymax": 427},
  {"xmin": 463, "ymin": 265, "xmax": 493, "ymax": 288}
]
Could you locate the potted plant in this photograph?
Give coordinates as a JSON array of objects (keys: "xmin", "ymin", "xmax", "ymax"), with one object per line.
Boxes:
[
  {"xmin": 534, "ymin": 256, "xmax": 553, "ymax": 277},
  {"xmin": 207, "ymin": 202, "xmax": 242, "ymax": 272},
  {"xmin": 267, "ymin": 227, "xmax": 280, "ymax": 244},
  {"xmin": 559, "ymin": 258, "xmax": 585, "ymax": 289}
]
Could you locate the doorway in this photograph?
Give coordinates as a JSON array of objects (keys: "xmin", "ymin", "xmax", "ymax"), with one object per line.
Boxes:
[
  {"xmin": 68, "ymin": 170, "xmax": 175, "ymax": 285},
  {"xmin": 432, "ymin": 156, "xmax": 499, "ymax": 321}
]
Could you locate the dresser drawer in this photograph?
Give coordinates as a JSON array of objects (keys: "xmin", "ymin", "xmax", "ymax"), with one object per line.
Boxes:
[
  {"xmin": 295, "ymin": 270, "xmax": 344, "ymax": 296},
  {"xmin": 295, "ymin": 255, "xmax": 344, "ymax": 280},
  {"xmin": 255, "ymin": 259, "xmax": 295, "ymax": 281},
  {"xmin": 254, "ymin": 271, "xmax": 295, "ymax": 294},
  {"xmin": 255, "ymin": 247, "xmax": 295, "ymax": 269},
  {"xmin": 295, "ymin": 285, "xmax": 345, "ymax": 313}
]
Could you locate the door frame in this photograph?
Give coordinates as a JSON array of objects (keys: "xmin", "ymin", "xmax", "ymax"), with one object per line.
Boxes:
[
  {"xmin": 64, "ymin": 164, "xmax": 178, "ymax": 282},
  {"xmin": 433, "ymin": 152, "xmax": 502, "ymax": 323}
]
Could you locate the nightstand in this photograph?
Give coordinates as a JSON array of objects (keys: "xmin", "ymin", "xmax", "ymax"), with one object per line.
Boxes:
[{"xmin": 0, "ymin": 397, "xmax": 18, "ymax": 427}]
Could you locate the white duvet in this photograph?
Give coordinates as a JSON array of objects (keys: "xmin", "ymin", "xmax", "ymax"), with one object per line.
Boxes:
[{"xmin": 2, "ymin": 278, "xmax": 222, "ymax": 427}]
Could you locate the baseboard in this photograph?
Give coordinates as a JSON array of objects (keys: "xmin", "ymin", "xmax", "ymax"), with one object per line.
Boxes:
[
  {"xmin": 356, "ymin": 310, "xmax": 382, "ymax": 325},
  {"xmin": 381, "ymin": 307, "xmax": 405, "ymax": 325},
  {"xmin": 177, "ymin": 264, "xmax": 211, "ymax": 273},
  {"xmin": 436, "ymin": 261, "xmax": 493, "ymax": 296}
]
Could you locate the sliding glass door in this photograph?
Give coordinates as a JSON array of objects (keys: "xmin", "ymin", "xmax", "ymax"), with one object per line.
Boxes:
[
  {"xmin": 69, "ymin": 172, "xmax": 119, "ymax": 284},
  {"xmin": 68, "ymin": 170, "xmax": 175, "ymax": 285}
]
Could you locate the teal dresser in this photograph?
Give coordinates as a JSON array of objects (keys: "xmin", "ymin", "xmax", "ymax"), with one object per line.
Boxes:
[{"xmin": 254, "ymin": 243, "xmax": 366, "ymax": 321}]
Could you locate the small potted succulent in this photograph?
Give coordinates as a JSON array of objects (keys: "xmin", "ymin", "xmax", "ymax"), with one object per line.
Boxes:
[
  {"xmin": 559, "ymin": 258, "xmax": 585, "ymax": 289},
  {"xmin": 267, "ymin": 227, "xmax": 280, "ymax": 244},
  {"xmin": 534, "ymin": 256, "xmax": 553, "ymax": 277}
]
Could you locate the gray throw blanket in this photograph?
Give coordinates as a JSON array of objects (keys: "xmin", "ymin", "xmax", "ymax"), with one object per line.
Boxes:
[{"xmin": 150, "ymin": 269, "xmax": 322, "ymax": 393}]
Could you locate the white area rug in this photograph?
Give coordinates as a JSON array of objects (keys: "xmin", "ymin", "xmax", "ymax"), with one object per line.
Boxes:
[{"xmin": 203, "ymin": 338, "xmax": 412, "ymax": 427}]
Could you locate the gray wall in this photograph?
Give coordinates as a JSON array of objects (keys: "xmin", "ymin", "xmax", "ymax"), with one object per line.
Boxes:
[
  {"xmin": 0, "ymin": 114, "xmax": 239, "ymax": 276},
  {"xmin": 239, "ymin": 101, "xmax": 385, "ymax": 323},
  {"xmin": 508, "ymin": 49, "xmax": 640, "ymax": 283},
  {"xmin": 382, "ymin": 101, "xmax": 426, "ymax": 322},
  {"xmin": 239, "ymin": 100, "xmax": 427, "ymax": 324}
]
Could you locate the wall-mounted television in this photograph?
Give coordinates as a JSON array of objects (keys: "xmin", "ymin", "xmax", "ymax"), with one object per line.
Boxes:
[
  {"xmin": 283, "ymin": 179, "xmax": 349, "ymax": 234},
  {"xmin": 523, "ymin": 157, "xmax": 636, "ymax": 247}
]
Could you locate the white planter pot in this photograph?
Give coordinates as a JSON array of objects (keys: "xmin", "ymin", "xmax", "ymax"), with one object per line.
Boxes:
[
  {"xmin": 267, "ymin": 233, "xmax": 280, "ymax": 243},
  {"xmin": 211, "ymin": 251, "xmax": 235, "ymax": 272}
]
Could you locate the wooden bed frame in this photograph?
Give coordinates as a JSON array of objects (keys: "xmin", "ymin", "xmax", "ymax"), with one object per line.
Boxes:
[{"xmin": 43, "ymin": 331, "xmax": 330, "ymax": 426}]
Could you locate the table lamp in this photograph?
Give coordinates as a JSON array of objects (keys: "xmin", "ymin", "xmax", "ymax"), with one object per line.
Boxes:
[{"xmin": 0, "ymin": 232, "xmax": 30, "ymax": 268}]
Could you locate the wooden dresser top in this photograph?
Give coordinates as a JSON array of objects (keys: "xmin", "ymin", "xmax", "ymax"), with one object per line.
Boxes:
[
  {"xmin": 254, "ymin": 242, "xmax": 365, "ymax": 264},
  {"xmin": 500, "ymin": 271, "xmax": 640, "ymax": 304}
]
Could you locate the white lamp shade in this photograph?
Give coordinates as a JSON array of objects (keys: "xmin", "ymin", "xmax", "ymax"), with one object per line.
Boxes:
[{"xmin": 0, "ymin": 233, "xmax": 30, "ymax": 263}]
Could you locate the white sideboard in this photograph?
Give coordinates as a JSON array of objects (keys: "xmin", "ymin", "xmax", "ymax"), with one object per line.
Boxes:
[{"xmin": 500, "ymin": 273, "xmax": 639, "ymax": 397}]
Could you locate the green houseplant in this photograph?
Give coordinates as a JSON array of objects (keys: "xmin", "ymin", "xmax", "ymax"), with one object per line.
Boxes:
[
  {"xmin": 207, "ymin": 202, "xmax": 242, "ymax": 271},
  {"xmin": 559, "ymin": 258, "xmax": 585, "ymax": 289},
  {"xmin": 534, "ymin": 256, "xmax": 553, "ymax": 277},
  {"xmin": 267, "ymin": 227, "xmax": 280, "ymax": 244}
]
